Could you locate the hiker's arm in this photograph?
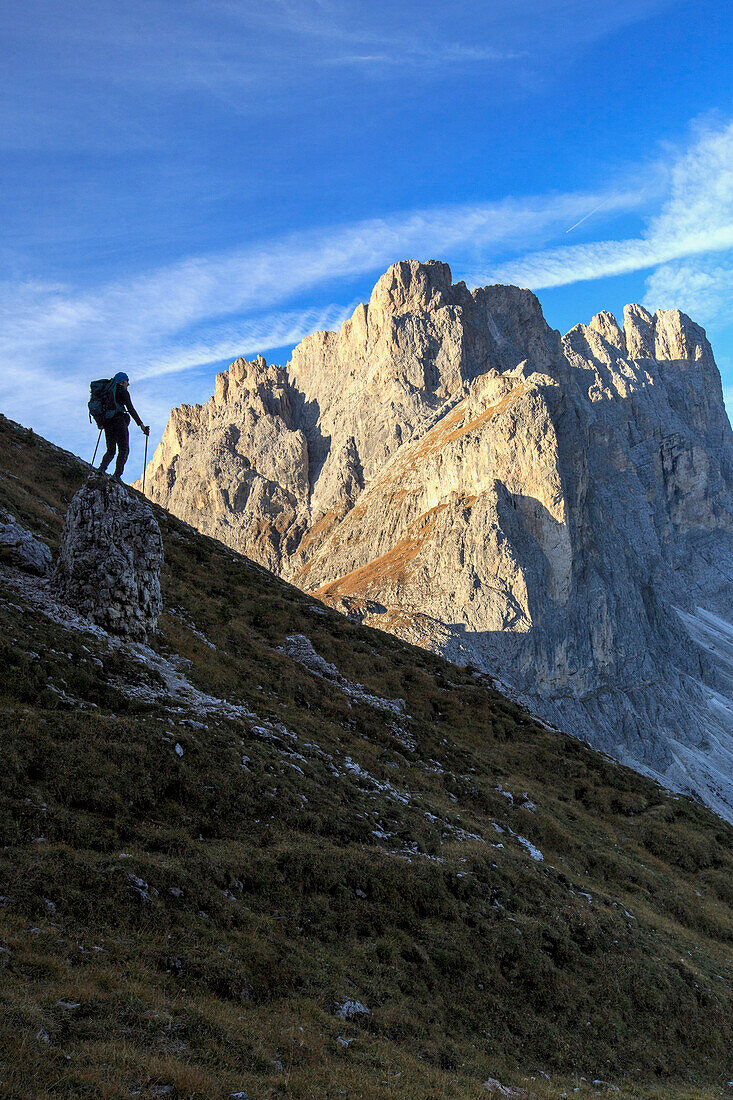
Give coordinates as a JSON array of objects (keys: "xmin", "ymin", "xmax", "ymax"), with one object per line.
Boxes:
[{"xmin": 122, "ymin": 390, "xmax": 145, "ymax": 429}]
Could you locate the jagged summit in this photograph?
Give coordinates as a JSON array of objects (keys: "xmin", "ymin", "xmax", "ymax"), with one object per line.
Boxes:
[
  {"xmin": 570, "ymin": 301, "xmax": 710, "ymax": 365},
  {"xmin": 139, "ymin": 260, "xmax": 733, "ymax": 821},
  {"xmin": 367, "ymin": 258, "xmax": 455, "ymax": 314}
]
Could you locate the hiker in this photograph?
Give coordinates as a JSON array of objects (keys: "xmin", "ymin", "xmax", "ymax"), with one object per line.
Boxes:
[{"xmin": 97, "ymin": 372, "xmax": 150, "ymax": 481}]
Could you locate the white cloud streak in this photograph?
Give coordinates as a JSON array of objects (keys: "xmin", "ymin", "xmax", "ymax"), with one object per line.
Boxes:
[
  {"xmin": 0, "ymin": 183, "xmax": 641, "ymax": 458},
  {"xmin": 135, "ymin": 303, "xmax": 358, "ymax": 381},
  {"xmin": 3, "ymin": 117, "xmax": 732, "ymax": 461},
  {"xmin": 644, "ymin": 260, "xmax": 733, "ymax": 325},
  {"xmin": 476, "ymin": 121, "xmax": 733, "ymax": 293},
  {"xmin": 564, "ymin": 199, "xmax": 611, "ymax": 234},
  {"xmin": 0, "ymin": 184, "xmax": 641, "ymax": 374},
  {"xmin": 323, "ymin": 42, "xmax": 521, "ymax": 66}
]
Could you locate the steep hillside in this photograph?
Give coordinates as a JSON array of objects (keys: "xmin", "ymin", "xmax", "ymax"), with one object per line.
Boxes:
[
  {"xmin": 2, "ymin": 413, "xmax": 733, "ymax": 1100},
  {"xmin": 139, "ymin": 261, "xmax": 733, "ymax": 823}
]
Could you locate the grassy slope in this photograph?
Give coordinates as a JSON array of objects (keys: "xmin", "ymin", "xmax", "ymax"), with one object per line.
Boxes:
[{"xmin": 0, "ymin": 413, "xmax": 732, "ymax": 1100}]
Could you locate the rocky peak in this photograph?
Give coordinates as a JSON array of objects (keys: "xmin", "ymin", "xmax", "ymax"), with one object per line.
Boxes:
[
  {"xmin": 623, "ymin": 303, "xmax": 711, "ymax": 365},
  {"xmin": 623, "ymin": 303, "xmax": 655, "ymax": 358},
  {"xmin": 470, "ymin": 283, "xmax": 562, "ymax": 376},
  {"xmin": 368, "ymin": 259, "xmax": 454, "ymax": 318},
  {"xmin": 589, "ymin": 309, "xmax": 627, "ymax": 353},
  {"xmin": 214, "ymin": 355, "xmax": 294, "ymax": 421},
  {"xmin": 653, "ymin": 308, "xmax": 708, "ymax": 363},
  {"xmin": 54, "ymin": 475, "xmax": 163, "ymax": 641}
]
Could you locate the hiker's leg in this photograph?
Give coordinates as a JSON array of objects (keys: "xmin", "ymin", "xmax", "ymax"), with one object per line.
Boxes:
[
  {"xmin": 113, "ymin": 422, "xmax": 130, "ymax": 478},
  {"xmin": 99, "ymin": 425, "xmax": 116, "ymax": 472}
]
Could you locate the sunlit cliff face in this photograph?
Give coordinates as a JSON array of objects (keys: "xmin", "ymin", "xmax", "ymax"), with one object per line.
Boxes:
[{"xmin": 138, "ymin": 260, "xmax": 733, "ymax": 821}]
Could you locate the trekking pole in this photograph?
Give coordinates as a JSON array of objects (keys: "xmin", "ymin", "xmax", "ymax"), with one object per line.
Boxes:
[
  {"xmin": 91, "ymin": 428, "xmax": 102, "ymax": 466},
  {"xmin": 142, "ymin": 432, "xmax": 149, "ymax": 495}
]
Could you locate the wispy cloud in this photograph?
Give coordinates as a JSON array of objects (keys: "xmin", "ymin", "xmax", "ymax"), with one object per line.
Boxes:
[
  {"xmin": 3, "ymin": 116, "xmax": 731, "ymax": 461},
  {"xmin": 644, "ymin": 260, "xmax": 733, "ymax": 326},
  {"xmin": 0, "ymin": 299, "xmax": 356, "ymax": 463},
  {"xmin": 238, "ymin": 0, "xmax": 518, "ymax": 65},
  {"xmin": 250, "ymin": 0, "xmax": 676, "ymax": 64},
  {"xmin": 0, "ymin": 183, "xmax": 642, "ymax": 456},
  {"xmin": 0, "ymin": 183, "xmax": 642, "ymax": 373},
  {"xmin": 136, "ymin": 303, "xmax": 358, "ymax": 381},
  {"xmin": 476, "ymin": 121, "xmax": 733, "ymax": 293},
  {"xmin": 323, "ymin": 42, "xmax": 521, "ymax": 67},
  {"xmin": 0, "ymin": 0, "xmax": 677, "ymax": 148}
]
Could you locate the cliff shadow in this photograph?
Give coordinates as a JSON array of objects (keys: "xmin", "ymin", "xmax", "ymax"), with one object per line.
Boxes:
[{"xmin": 289, "ymin": 388, "xmax": 332, "ymax": 497}]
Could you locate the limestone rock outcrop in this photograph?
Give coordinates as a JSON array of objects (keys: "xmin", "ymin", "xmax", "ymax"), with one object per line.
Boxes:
[
  {"xmin": 54, "ymin": 475, "xmax": 163, "ymax": 640},
  {"xmin": 139, "ymin": 260, "xmax": 733, "ymax": 821},
  {"xmin": 0, "ymin": 511, "xmax": 52, "ymax": 575}
]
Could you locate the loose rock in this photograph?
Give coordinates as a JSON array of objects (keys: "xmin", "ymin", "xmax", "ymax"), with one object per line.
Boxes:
[
  {"xmin": 0, "ymin": 511, "xmax": 52, "ymax": 575},
  {"xmin": 335, "ymin": 999, "xmax": 369, "ymax": 1020}
]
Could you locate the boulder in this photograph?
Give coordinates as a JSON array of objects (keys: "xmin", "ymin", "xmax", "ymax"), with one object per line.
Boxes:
[
  {"xmin": 0, "ymin": 511, "xmax": 52, "ymax": 575},
  {"xmin": 53, "ymin": 475, "xmax": 163, "ymax": 640}
]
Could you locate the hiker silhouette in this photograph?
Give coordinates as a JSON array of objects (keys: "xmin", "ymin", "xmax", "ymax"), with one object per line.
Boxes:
[{"xmin": 91, "ymin": 373, "xmax": 150, "ymax": 482}]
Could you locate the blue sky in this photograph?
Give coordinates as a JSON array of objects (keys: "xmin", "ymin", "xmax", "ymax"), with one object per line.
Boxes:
[{"xmin": 2, "ymin": 0, "xmax": 733, "ymax": 470}]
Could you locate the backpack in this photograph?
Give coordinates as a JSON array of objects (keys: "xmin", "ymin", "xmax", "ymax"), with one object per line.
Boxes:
[{"xmin": 88, "ymin": 379, "xmax": 122, "ymax": 428}]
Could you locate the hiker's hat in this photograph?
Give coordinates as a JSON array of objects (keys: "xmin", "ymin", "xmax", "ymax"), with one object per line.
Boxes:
[{"xmin": 113, "ymin": 372, "xmax": 129, "ymax": 384}]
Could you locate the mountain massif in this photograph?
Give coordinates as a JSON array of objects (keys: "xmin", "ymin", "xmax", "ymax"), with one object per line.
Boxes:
[{"xmin": 141, "ymin": 261, "xmax": 733, "ymax": 823}]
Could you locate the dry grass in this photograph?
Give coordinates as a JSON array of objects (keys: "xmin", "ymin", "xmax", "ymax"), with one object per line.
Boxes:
[{"xmin": 0, "ymin": 413, "xmax": 732, "ymax": 1099}]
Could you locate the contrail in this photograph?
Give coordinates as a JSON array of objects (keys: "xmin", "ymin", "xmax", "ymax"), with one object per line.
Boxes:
[{"xmin": 565, "ymin": 198, "xmax": 610, "ymax": 234}]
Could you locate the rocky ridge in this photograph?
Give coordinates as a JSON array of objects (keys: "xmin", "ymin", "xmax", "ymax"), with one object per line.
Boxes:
[{"xmin": 140, "ymin": 260, "xmax": 733, "ymax": 820}]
